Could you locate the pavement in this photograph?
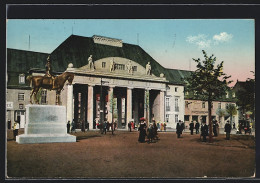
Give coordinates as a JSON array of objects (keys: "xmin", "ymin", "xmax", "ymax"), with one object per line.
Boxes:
[{"xmin": 6, "ymin": 129, "xmax": 255, "ymax": 178}]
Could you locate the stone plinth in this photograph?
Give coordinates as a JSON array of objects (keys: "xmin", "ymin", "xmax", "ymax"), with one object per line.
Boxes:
[{"xmin": 16, "ymin": 104, "xmax": 76, "ymax": 144}]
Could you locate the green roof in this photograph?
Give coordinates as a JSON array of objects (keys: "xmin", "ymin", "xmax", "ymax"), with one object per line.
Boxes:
[
  {"xmin": 7, "ymin": 48, "xmax": 49, "ymax": 87},
  {"xmin": 50, "ymin": 35, "xmax": 183, "ymax": 84}
]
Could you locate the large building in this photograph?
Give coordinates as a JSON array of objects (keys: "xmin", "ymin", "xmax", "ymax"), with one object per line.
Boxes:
[
  {"xmin": 7, "ymin": 35, "xmax": 185, "ymax": 130},
  {"xmin": 6, "ymin": 34, "xmax": 238, "ymax": 130}
]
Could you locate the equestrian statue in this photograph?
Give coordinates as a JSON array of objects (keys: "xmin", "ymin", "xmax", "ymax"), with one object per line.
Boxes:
[{"xmin": 27, "ymin": 55, "xmax": 74, "ymax": 105}]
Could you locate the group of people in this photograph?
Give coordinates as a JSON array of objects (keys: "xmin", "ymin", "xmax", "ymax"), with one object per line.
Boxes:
[
  {"xmin": 176, "ymin": 120, "xmax": 223, "ymax": 142},
  {"xmin": 67, "ymin": 120, "xmax": 89, "ymax": 133},
  {"xmin": 188, "ymin": 121, "xmax": 201, "ymax": 135},
  {"xmin": 138, "ymin": 119, "xmax": 159, "ymax": 143}
]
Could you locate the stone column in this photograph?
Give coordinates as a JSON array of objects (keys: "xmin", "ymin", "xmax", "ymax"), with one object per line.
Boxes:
[
  {"xmin": 126, "ymin": 87, "xmax": 133, "ymax": 125},
  {"xmin": 107, "ymin": 86, "xmax": 114, "ymax": 123},
  {"xmin": 160, "ymin": 90, "xmax": 165, "ymax": 123},
  {"xmin": 87, "ymin": 84, "xmax": 94, "ymax": 130},
  {"xmin": 67, "ymin": 84, "xmax": 73, "ymax": 124}
]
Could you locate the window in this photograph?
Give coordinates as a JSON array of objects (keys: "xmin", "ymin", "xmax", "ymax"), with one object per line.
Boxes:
[
  {"xmin": 166, "ymin": 114, "xmax": 169, "ymax": 122},
  {"xmin": 218, "ymin": 103, "xmax": 221, "ymax": 109},
  {"xmin": 41, "ymin": 90, "xmax": 47, "ymax": 104},
  {"xmin": 232, "ymin": 92, "xmax": 235, "ymax": 98},
  {"xmin": 226, "ymin": 92, "xmax": 229, "ymax": 98},
  {"xmin": 19, "ymin": 104, "xmax": 24, "ymax": 109},
  {"xmin": 175, "ymin": 87, "xmax": 178, "ymax": 92},
  {"xmin": 166, "ymin": 98, "xmax": 170, "ymax": 111},
  {"xmin": 102, "ymin": 62, "xmax": 106, "ymax": 68},
  {"xmin": 175, "ymin": 97, "xmax": 179, "ymax": 112},
  {"xmin": 184, "ymin": 115, "xmax": 190, "ymax": 121},
  {"xmin": 115, "ymin": 64, "xmax": 125, "ymax": 70},
  {"xmin": 18, "ymin": 93, "xmax": 24, "ymax": 101},
  {"xmin": 202, "ymin": 102, "xmax": 205, "ymax": 108},
  {"xmin": 225, "ymin": 103, "xmax": 228, "ymax": 109},
  {"xmin": 132, "ymin": 66, "xmax": 137, "ymax": 71},
  {"xmin": 175, "ymin": 114, "xmax": 178, "ymax": 123},
  {"xmin": 19, "ymin": 74, "xmax": 25, "ymax": 84}
]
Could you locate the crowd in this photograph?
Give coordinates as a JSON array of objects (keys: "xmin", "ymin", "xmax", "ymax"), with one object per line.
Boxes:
[{"xmin": 62, "ymin": 117, "xmax": 252, "ymax": 143}]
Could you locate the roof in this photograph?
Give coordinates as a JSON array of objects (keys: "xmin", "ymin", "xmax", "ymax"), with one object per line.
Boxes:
[
  {"xmin": 7, "ymin": 48, "xmax": 49, "ymax": 87},
  {"xmin": 165, "ymin": 68, "xmax": 192, "ymax": 84},
  {"xmin": 49, "ymin": 35, "xmax": 183, "ymax": 84}
]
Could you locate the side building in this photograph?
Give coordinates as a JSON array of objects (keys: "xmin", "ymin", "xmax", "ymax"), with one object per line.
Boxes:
[{"xmin": 167, "ymin": 68, "xmax": 238, "ymax": 129}]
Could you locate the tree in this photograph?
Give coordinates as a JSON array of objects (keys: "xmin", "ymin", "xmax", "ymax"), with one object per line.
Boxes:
[
  {"xmin": 185, "ymin": 50, "xmax": 232, "ymax": 143},
  {"xmin": 215, "ymin": 108, "xmax": 227, "ymax": 126},
  {"xmin": 236, "ymin": 71, "xmax": 255, "ymax": 120},
  {"xmin": 225, "ymin": 104, "xmax": 238, "ymax": 124}
]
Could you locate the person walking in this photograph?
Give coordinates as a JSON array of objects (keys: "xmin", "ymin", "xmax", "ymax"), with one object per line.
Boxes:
[
  {"xmin": 67, "ymin": 120, "xmax": 71, "ymax": 133},
  {"xmin": 86, "ymin": 121, "xmax": 89, "ymax": 131},
  {"xmin": 201, "ymin": 121, "xmax": 208, "ymax": 142},
  {"xmin": 131, "ymin": 121, "xmax": 135, "ymax": 131},
  {"xmin": 224, "ymin": 121, "xmax": 232, "ymax": 140},
  {"xmin": 176, "ymin": 120, "xmax": 182, "ymax": 138},
  {"xmin": 213, "ymin": 120, "xmax": 218, "ymax": 137},
  {"xmin": 13, "ymin": 122, "xmax": 20, "ymax": 140},
  {"xmin": 189, "ymin": 121, "xmax": 194, "ymax": 135},
  {"xmin": 71, "ymin": 120, "xmax": 76, "ymax": 133},
  {"xmin": 103, "ymin": 120, "xmax": 107, "ymax": 134},
  {"xmin": 195, "ymin": 121, "xmax": 200, "ymax": 134},
  {"xmin": 138, "ymin": 118, "xmax": 147, "ymax": 143},
  {"xmin": 181, "ymin": 121, "xmax": 185, "ymax": 132},
  {"xmin": 163, "ymin": 122, "xmax": 167, "ymax": 132},
  {"xmin": 128, "ymin": 122, "xmax": 132, "ymax": 132}
]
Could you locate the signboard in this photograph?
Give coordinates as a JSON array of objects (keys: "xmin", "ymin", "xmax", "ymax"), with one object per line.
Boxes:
[{"xmin": 6, "ymin": 102, "xmax": 13, "ymax": 109}]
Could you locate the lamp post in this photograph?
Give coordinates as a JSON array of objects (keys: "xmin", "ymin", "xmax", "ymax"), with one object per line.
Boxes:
[{"xmin": 100, "ymin": 78, "xmax": 109, "ymax": 133}]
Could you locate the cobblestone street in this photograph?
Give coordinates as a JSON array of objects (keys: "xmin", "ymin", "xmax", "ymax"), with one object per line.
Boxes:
[{"xmin": 6, "ymin": 129, "xmax": 255, "ymax": 179}]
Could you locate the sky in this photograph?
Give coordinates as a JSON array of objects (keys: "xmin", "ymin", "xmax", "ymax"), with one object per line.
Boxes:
[{"xmin": 6, "ymin": 19, "xmax": 255, "ymax": 86}]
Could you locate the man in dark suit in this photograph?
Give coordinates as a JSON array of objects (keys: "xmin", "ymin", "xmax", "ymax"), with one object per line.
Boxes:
[
  {"xmin": 201, "ymin": 122, "xmax": 208, "ymax": 142},
  {"xmin": 189, "ymin": 121, "xmax": 194, "ymax": 135},
  {"xmin": 176, "ymin": 120, "xmax": 182, "ymax": 138},
  {"xmin": 224, "ymin": 121, "xmax": 232, "ymax": 140},
  {"xmin": 195, "ymin": 121, "xmax": 200, "ymax": 134}
]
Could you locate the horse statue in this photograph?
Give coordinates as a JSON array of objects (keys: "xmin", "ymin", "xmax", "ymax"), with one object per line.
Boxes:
[{"xmin": 27, "ymin": 72, "xmax": 74, "ymax": 105}]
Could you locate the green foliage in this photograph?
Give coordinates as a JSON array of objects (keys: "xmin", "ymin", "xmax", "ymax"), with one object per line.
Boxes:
[
  {"xmin": 216, "ymin": 108, "xmax": 227, "ymax": 117},
  {"xmin": 185, "ymin": 50, "xmax": 232, "ymax": 101},
  {"xmin": 236, "ymin": 75, "xmax": 255, "ymax": 119},
  {"xmin": 226, "ymin": 104, "xmax": 237, "ymax": 123},
  {"xmin": 226, "ymin": 104, "xmax": 237, "ymax": 116}
]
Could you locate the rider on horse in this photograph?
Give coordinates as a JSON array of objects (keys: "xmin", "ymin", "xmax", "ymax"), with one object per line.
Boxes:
[{"xmin": 45, "ymin": 55, "xmax": 56, "ymax": 89}]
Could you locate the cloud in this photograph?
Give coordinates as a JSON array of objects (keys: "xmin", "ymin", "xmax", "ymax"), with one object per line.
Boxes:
[
  {"xmin": 186, "ymin": 32, "xmax": 233, "ymax": 48},
  {"xmin": 186, "ymin": 34, "xmax": 211, "ymax": 49},
  {"xmin": 213, "ymin": 32, "xmax": 233, "ymax": 44}
]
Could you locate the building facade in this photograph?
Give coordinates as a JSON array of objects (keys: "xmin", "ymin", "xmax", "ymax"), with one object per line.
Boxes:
[
  {"xmin": 6, "ymin": 34, "xmax": 238, "ymax": 131},
  {"xmin": 6, "ymin": 35, "xmax": 185, "ymax": 130}
]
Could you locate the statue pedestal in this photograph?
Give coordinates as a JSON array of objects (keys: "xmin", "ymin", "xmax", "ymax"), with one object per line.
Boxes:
[{"xmin": 16, "ymin": 104, "xmax": 76, "ymax": 144}]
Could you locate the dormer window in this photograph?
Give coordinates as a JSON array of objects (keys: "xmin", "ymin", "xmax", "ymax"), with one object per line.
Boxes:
[
  {"xmin": 19, "ymin": 74, "xmax": 25, "ymax": 84},
  {"xmin": 226, "ymin": 92, "xmax": 229, "ymax": 98}
]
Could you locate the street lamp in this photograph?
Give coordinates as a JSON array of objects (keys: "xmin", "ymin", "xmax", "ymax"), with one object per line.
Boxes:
[{"xmin": 100, "ymin": 78, "xmax": 109, "ymax": 133}]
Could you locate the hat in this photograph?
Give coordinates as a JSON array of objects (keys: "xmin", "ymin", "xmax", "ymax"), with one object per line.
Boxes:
[{"xmin": 140, "ymin": 117, "xmax": 146, "ymax": 121}]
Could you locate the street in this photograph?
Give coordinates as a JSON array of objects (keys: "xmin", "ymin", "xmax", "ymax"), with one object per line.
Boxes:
[{"xmin": 6, "ymin": 129, "xmax": 255, "ymax": 178}]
